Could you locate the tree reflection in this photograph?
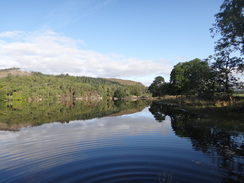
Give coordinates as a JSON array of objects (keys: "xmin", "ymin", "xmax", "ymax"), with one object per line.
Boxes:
[
  {"xmin": 149, "ymin": 102, "xmax": 244, "ymax": 183},
  {"xmin": 0, "ymin": 100, "xmax": 151, "ymax": 130},
  {"xmin": 148, "ymin": 103, "xmax": 166, "ymax": 122}
]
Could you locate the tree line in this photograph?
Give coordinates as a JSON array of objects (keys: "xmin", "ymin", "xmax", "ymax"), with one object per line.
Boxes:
[
  {"xmin": 149, "ymin": 0, "xmax": 243, "ymax": 99},
  {"xmin": 149, "ymin": 57, "xmax": 243, "ymax": 98}
]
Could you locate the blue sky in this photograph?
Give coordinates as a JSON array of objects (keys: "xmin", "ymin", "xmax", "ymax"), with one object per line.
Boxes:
[{"xmin": 0, "ymin": 0, "xmax": 223, "ymax": 85}]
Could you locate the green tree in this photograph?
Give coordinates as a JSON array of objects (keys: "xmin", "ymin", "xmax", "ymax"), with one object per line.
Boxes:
[
  {"xmin": 210, "ymin": 51, "xmax": 243, "ymax": 94},
  {"xmin": 148, "ymin": 76, "xmax": 165, "ymax": 97},
  {"xmin": 170, "ymin": 59, "xmax": 211, "ymax": 97},
  {"xmin": 185, "ymin": 59, "xmax": 212, "ymax": 97},
  {"xmin": 113, "ymin": 87, "xmax": 126, "ymax": 99},
  {"xmin": 209, "ymin": 0, "xmax": 243, "ymax": 95},
  {"xmin": 170, "ymin": 63, "xmax": 186, "ymax": 95},
  {"xmin": 211, "ymin": 0, "xmax": 244, "ymax": 55}
]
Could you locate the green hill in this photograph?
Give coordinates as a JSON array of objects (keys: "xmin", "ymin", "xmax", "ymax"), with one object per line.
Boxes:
[{"xmin": 0, "ymin": 68, "xmax": 149, "ymax": 101}]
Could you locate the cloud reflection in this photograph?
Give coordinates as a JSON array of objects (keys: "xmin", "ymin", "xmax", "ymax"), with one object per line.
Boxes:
[{"xmin": 0, "ymin": 109, "xmax": 172, "ymax": 171}]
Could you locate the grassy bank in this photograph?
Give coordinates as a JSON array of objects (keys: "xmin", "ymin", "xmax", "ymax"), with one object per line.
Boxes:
[{"xmin": 152, "ymin": 96, "xmax": 244, "ymax": 130}]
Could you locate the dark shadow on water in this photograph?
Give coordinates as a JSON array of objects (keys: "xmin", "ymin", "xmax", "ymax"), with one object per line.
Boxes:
[{"xmin": 149, "ymin": 102, "xmax": 244, "ymax": 183}]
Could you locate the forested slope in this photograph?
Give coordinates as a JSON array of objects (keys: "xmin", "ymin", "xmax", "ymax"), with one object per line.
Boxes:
[{"xmin": 0, "ymin": 68, "xmax": 149, "ymax": 101}]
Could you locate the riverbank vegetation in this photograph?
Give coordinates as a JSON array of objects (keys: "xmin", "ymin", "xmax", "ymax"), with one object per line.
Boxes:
[{"xmin": 151, "ymin": 96, "xmax": 244, "ymax": 127}]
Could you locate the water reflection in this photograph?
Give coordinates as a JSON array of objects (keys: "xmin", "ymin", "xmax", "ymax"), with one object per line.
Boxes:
[
  {"xmin": 0, "ymin": 100, "xmax": 243, "ymax": 182},
  {"xmin": 1, "ymin": 108, "xmax": 179, "ymax": 183},
  {"xmin": 149, "ymin": 102, "xmax": 244, "ymax": 182},
  {"xmin": 0, "ymin": 100, "xmax": 150, "ymax": 131}
]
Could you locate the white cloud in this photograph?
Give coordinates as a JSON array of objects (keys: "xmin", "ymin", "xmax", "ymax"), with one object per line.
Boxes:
[
  {"xmin": 0, "ymin": 30, "xmax": 171, "ymax": 85},
  {"xmin": 0, "ymin": 31, "xmax": 21, "ymax": 38}
]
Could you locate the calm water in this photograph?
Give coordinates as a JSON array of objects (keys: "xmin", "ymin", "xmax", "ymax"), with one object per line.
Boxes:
[{"xmin": 0, "ymin": 102, "xmax": 243, "ymax": 183}]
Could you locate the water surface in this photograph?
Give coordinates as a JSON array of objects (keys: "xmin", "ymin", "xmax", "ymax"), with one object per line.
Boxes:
[{"xmin": 0, "ymin": 101, "xmax": 243, "ymax": 183}]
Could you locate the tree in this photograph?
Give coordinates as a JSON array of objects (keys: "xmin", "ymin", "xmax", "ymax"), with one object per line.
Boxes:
[
  {"xmin": 113, "ymin": 87, "xmax": 126, "ymax": 99},
  {"xmin": 170, "ymin": 63, "xmax": 186, "ymax": 95},
  {"xmin": 170, "ymin": 59, "xmax": 211, "ymax": 97},
  {"xmin": 148, "ymin": 76, "xmax": 165, "ymax": 97},
  {"xmin": 210, "ymin": 0, "xmax": 244, "ymax": 94},
  {"xmin": 210, "ymin": 51, "xmax": 243, "ymax": 94},
  {"xmin": 185, "ymin": 59, "xmax": 212, "ymax": 97},
  {"xmin": 211, "ymin": 0, "xmax": 244, "ymax": 55},
  {"xmin": 160, "ymin": 82, "xmax": 170, "ymax": 97}
]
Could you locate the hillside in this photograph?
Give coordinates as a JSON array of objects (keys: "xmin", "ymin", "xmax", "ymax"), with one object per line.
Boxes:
[
  {"xmin": 103, "ymin": 78, "xmax": 144, "ymax": 86},
  {"xmin": 0, "ymin": 68, "xmax": 32, "ymax": 78},
  {"xmin": 0, "ymin": 68, "xmax": 149, "ymax": 101}
]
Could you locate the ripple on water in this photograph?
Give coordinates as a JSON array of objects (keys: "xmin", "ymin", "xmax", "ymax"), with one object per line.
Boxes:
[
  {"xmin": 0, "ymin": 115, "xmax": 224, "ymax": 183},
  {"xmin": 36, "ymin": 146, "xmax": 220, "ymax": 183}
]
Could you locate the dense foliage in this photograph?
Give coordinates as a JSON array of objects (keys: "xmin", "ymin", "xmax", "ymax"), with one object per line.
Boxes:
[
  {"xmin": 148, "ymin": 76, "xmax": 167, "ymax": 97},
  {"xmin": 150, "ymin": 58, "xmax": 242, "ymax": 98},
  {"xmin": 0, "ymin": 69, "xmax": 149, "ymax": 101},
  {"xmin": 149, "ymin": 59, "xmax": 213, "ymax": 98},
  {"xmin": 170, "ymin": 59, "xmax": 211, "ymax": 96}
]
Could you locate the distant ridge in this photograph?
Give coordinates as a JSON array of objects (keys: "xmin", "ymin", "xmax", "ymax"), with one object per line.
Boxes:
[
  {"xmin": 103, "ymin": 78, "xmax": 144, "ymax": 86},
  {"xmin": 0, "ymin": 68, "xmax": 32, "ymax": 78},
  {"xmin": 0, "ymin": 68, "xmax": 144, "ymax": 86}
]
